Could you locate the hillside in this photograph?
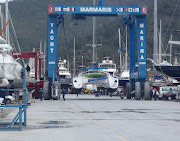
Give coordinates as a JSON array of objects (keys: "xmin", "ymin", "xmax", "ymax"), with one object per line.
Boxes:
[{"xmin": 1, "ymin": 0, "xmax": 180, "ymax": 68}]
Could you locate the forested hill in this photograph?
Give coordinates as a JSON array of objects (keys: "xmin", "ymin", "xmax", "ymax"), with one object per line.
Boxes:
[{"xmin": 1, "ymin": 0, "xmax": 180, "ymax": 67}]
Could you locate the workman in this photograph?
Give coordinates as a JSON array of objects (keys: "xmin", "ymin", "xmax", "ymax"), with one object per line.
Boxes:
[
  {"xmin": 153, "ymin": 88, "xmax": 157, "ymax": 101},
  {"xmin": 26, "ymin": 64, "xmax": 31, "ymax": 78},
  {"xmin": 150, "ymin": 87, "xmax": 153, "ymax": 100},
  {"xmin": 39, "ymin": 88, "xmax": 44, "ymax": 101},
  {"xmin": 62, "ymin": 88, "xmax": 66, "ymax": 101}
]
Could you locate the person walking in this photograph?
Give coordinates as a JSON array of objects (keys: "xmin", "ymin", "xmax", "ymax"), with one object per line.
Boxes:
[
  {"xmin": 26, "ymin": 64, "xmax": 31, "ymax": 79},
  {"xmin": 39, "ymin": 88, "xmax": 44, "ymax": 101},
  {"xmin": 153, "ymin": 88, "xmax": 157, "ymax": 101},
  {"xmin": 62, "ymin": 88, "xmax": 66, "ymax": 101},
  {"xmin": 150, "ymin": 87, "xmax": 153, "ymax": 100}
]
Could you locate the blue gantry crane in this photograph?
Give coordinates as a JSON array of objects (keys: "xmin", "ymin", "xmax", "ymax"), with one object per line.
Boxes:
[{"xmin": 44, "ymin": 0, "xmax": 150, "ymax": 100}]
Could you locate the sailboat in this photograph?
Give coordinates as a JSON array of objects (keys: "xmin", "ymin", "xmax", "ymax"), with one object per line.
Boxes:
[
  {"xmin": 153, "ymin": 20, "xmax": 180, "ymax": 83},
  {"xmin": 0, "ymin": 0, "xmax": 23, "ymax": 87}
]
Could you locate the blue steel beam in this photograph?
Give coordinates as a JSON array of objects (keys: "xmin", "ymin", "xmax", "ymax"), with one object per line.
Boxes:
[
  {"xmin": 47, "ymin": 3, "xmax": 147, "ymax": 80},
  {"xmin": 48, "ymin": 5, "xmax": 147, "ymax": 16},
  {"xmin": 137, "ymin": 15, "xmax": 147, "ymax": 79},
  {"xmin": 129, "ymin": 16, "xmax": 136, "ymax": 78},
  {"xmin": 47, "ymin": 15, "xmax": 58, "ymax": 79}
]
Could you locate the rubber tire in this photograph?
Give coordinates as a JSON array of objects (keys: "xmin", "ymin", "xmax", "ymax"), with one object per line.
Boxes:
[
  {"xmin": 135, "ymin": 82, "xmax": 141, "ymax": 100},
  {"xmin": 144, "ymin": 81, "xmax": 150, "ymax": 100},
  {"xmin": 6, "ymin": 99, "xmax": 11, "ymax": 104},
  {"xmin": 54, "ymin": 81, "xmax": 60, "ymax": 100},
  {"xmin": 126, "ymin": 82, "xmax": 131, "ymax": 99},
  {"xmin": 43, "ymin": 81, "xmax": 51, "ymax": 100}
]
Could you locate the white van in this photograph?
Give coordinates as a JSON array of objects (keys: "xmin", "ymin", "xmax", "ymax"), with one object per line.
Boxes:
[
  {"xmin": 158, "ymin": 86, "xmax": 177, "ymax": 99},
  {"xmin": 86, "ymin": 84, "xmax": 97, "ymax": 91}
]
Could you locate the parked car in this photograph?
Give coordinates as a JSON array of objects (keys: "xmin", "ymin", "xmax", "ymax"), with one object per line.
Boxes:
[
  {"xmin": 5, "ymin": 95, "xmax": 15, "ymax": 104},
  {"xmin": 0, "ymin": 97, "xmax": 4, "ymax": 105},
  {"xmin": 110, "ymin": 86, "xmax": 124, "ymax": 99},
  {"xmin": 158, "ymin": 86, "xmax": 177, "ymax": 100},
  {"xmin": 163, "ymin": 90, "xmax": 177, "ymax": 100}
]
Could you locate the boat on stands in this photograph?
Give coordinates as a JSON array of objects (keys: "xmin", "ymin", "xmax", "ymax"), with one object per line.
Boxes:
[
  {"xmin": 0, "ymin": 36, "xmax": 23, "ymax": 87},
  {"xmin": 73, "ymin": 62, "xmax": 118, "ymax": 94},
  {"xmin": 58, "ymin": 59, "xmax": 72, "ymax": 89},
  {"xmin": 98, "ymin": 57, "xmax": 118, "ymax": 76},
  {"xmin": 154, "ymin": 60, "xmax": 180, "ymax": 83}
]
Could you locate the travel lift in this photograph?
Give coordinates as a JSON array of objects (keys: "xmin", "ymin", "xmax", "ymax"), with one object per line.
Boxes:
[
  {"xmin": 45, "ymin": 0, "xmax": 150, "ymax": 100},
  {"xmin": 12, "ymin": 52, "xmax": 43, "ymax": 99}
]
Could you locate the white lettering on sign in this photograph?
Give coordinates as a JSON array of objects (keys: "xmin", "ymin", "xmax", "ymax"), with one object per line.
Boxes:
[
  {"xmin": 140, "ymin": 49, "xmax": 144, "ymax": 53},
  {"xmin": 49, "ymin": 61, "xmax": 55, "ymax": 64},
  {"xmin": 140, "ymin": 23, "xmax": 144, "ymax": 28},
  {"xmin": 50, "ymin": 48, "xmax": 54, "ymax": 53},
  {"xmin": 141, "ymin": 42, "xmax": 143, "ymax": 47},
  {"xmin": 140, "ymin": 55, "xmax": 144, "ymax": 60},
  {"xmin": 140, "ymin": 36, "xmax": 144, "ymax": 41},
  {"xmin": 139, "ymin": 62, "xmax": 146, "ymax": 65},
  {"xmin": 50, "ymin": 23, "xmax": 54, "ymax": 27},
  {"xmin": 50, "ymin": 42, "xmax": 54, "ymax": 47},
  {"xmin": 12, "ymin": 53, "xmax": 21, "ymax": 55},
  {"xmin": 80, "ymin": 7, "xmax": 112, "ymax": 12},
  {"xmin": 50, "ymin": 36, "xmax": 54, "ymax": 40},
  {"xmin": 50, "ymin": 29, "xmax": 54, "ymax": 34},
  {"xmin": 140, "ymin": 30, "xmax": 144, "ymax": 34},
  {"xmin": 116, "ymin": 8, "xmax": 123, "ymax": 12},
  {"xmin": 49, "ymin": 22, "xmax": 55, "ymax": 56}
]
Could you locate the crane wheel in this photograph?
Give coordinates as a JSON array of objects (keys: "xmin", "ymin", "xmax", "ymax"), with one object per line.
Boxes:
[
  {"xmin": 144, "ymin": 81, "xmax": 150, "ymax": 100},
  {"xmin": 135, "ymin": 82, "xmax": 141, "ymax": 100},
  {"xmin": 43, "ymin": 81, "xmax": 51, "ymax": 100},
  {"xmin": 126, "ymin": 82, "xmax": 131, "ymax": 99}
]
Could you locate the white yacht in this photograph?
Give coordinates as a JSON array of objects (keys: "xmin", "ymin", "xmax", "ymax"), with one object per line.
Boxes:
[
  {"xmin": 58, "ymin": 59, "xmax": 71, "ymax": 78},
  {"xmin": 98, "ymin": 57, "xmax": 118, "ymax": 76},
  {"xmin": 0, "ymin": 36, "xmax": 23, "ymax": 87},
  {"xmin": 58, "ymin": 59, "xmax": 72, "ymax": 89}
]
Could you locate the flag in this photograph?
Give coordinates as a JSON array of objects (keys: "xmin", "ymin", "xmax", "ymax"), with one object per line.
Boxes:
[
  {"xmin": 55, "ymin": 7, "xmax": 61, "ymax": 12},
  {"xmin": 63, "ymin": 7, "xmax": 75, "ymax": 12},
  {"xmin": 125, "ymin": 8, "xmax": 128, "ymax": 12}
]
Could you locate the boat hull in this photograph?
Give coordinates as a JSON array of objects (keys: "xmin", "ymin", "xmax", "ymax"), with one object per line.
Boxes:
[
  {"xmin": 154, "ymin": 66, "xmax": 180, "ymax": 81},
  {"xmin": 73, "ymin": 73, "xmax": 118, "ymax": 90}
]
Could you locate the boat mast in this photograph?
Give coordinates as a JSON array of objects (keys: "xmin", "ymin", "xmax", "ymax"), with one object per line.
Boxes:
[
  {"xmin": 153, "ymin": 0, "xmax": 158, "ymax": 64},
  {"xmin": 159, "ymin": 20, "xmax": 162, "ymax": 64},
  {"xmin": 5, "ymin": 0, "xmax": 9, "ymax": 44},
  {"xmin": 43, "ymin": 41, "xmax": 46, "ymax": 78},
  {"xmin": 125, "ymin": 26, "xmax": 128, "ymax": 71},
  {"xmin": 73, "ymin": 38, "xmax": 76, "ymax": 77},
  {"xmin": 170, "ymin": 34, "xmax": 172, "ymax": 64},
  {"xmin": 119, "ymin": 28, "xmax": 122, "ymax": 73},
  {"xmin": 92, "ymin": 0, "xmax": 96, "ymax": 63},
  {"xmin": 0, "ymin": 5, "xmax": 4, "ymax": 38}
]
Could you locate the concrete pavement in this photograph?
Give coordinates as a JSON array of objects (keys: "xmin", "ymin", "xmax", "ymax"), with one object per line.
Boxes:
[{"xmin": 0, "ymin": 94, "xmax": 180, "ymax": 141}]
